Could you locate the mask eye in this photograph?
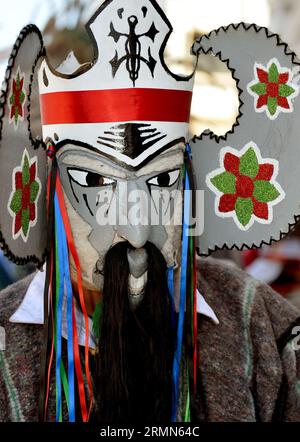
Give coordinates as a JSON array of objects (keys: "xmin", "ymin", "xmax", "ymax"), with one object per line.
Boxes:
[
  {"xmin": 147, "ymin": 169, "xmax": 180, "ymax": 187},
  {"xmin": 68, "ymin": 169, "xmax": 115, "ymax": 187}
]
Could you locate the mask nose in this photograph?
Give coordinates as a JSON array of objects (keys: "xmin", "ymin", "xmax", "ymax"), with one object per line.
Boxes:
[
  {"xmin": 116, "ymin": 180, "xmax": 151, "ymax": 249},
  {"xmin": 127, "ymin": 248, "xmax": 148, "ymax": 278}
]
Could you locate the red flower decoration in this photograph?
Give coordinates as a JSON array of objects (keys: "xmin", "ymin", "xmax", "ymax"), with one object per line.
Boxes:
[
  {"xmin": 207, "ymin": 144, "xmax": 285, "ymax": 230},
  {"xmin": 9, "ymin": 70, "xmax": 26, "ymax": 127},
  {"xmin": 248, "ymin": 60, "xmax": 298, "ymax": 119},
  {"xmin": 8, "ymin": 150, "xmax": 40, "ymax": 241}
]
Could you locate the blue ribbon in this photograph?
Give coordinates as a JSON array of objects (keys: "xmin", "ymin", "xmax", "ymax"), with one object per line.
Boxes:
[
  {"xmin": 54, "ymin": 194, "xmax": 65, "ymax": 422},
  {"xmin": 167, "ymin": 266, "xmax": 176, "ymax": 331},
  {"xmin": 54, "ymin": 194, "xmax": 75, "ymax": 422},
  {"xmin": 167, "ymin": 265, "xmax": 177, "ymax": 418},
  {"xmin": 60, "ymin": 208, "xmax": 75, "ymax": 422},
  {"xmin": 171, "ymin": 165, "xmax": 190, "ymax": 422},
  {"xmin": 185, "ymin": 143, "xmax": 192, "ymax": 160}
]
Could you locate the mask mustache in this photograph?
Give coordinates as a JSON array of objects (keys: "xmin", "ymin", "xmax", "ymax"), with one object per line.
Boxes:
[
  {"xmin": 91, "ymin": 240, "xmax": 175, "ymax": 423},
  {"xmin": 93, "ymin": 242, "xmax": 153, "ymax": 300}
]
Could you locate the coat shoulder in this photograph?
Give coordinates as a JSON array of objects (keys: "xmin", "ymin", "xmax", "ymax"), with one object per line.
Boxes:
[
  {"xmin": 197, "ymin": 256, "xmax": 300, "ymax": 340},
  {"xmin": 0, "ymin": 273, "xmax": 35, "ymax": 325},
  {"xmin": 0, "ymin": 273, "xmax": 42, "ymax": 422}
]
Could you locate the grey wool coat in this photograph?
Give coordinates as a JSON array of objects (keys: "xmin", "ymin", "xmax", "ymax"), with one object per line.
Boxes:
[{"xmin": 0, "ymin": 258, "xmax": 300, "ymax": 422}]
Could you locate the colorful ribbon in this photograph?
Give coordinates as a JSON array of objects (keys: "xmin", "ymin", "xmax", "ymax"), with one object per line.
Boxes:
[
  {"xmin": 54, "ymin": 197, "xmax": 65, "ymax": 422},
  {"xmin": 171, "ymin": 162, "xmax": 190, "ymax": 422},
  {"xmin": 56, "ymin": 175, "xmax": 93, "ymax": 421}
]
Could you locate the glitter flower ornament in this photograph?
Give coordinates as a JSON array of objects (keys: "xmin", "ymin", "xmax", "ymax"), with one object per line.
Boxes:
[
  {"xmin": 8, "ymin": 150, "xmax": 41, "ymax": 241},
  {"xmin": 9, "ymin": 69, "xmax": 26, "ymax": 128},
  {"xmin": 247, "ymin": 59, "xmax": 299, "ymax": 120},
  {"xmin": 206, "ymin": 143, "xmax": 285, "ymax": 230}
]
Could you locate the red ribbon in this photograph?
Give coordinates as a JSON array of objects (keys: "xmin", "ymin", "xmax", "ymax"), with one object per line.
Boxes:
[
  {"xmin": 44, "ymin": 249, "xmax": 54, "ymax": 421},
  {"xmin": 44, "ymin": 171, "xmax": 55, "ymax": 420},
  {"xmin": 193, "ymin": 238, "xmax": 198, "ymax": 395},
  {"xmin": 40, "ymin": 88, "xmax": 192, "ymax": 125},
  {"xmin": 56, "ymin": 176, "xmax": 93, "ymax": 421}
]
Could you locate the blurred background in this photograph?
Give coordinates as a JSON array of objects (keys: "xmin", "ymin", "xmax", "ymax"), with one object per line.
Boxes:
[
  {"xmin": 1, "ymin": 0, "xmax": 300, "ymax": 308},
  {"xmin": 0, "ymin": 0, "xmax": 273, "ymax": 136}
]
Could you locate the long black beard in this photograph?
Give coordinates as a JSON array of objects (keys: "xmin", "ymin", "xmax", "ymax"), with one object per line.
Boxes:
[{"xmin": 91, "ymin": 241, "xmax": 175, "ymax": 423}]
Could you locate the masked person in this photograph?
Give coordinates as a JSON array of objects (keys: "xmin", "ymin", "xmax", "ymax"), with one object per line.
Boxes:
[{"xmin": 1, "ymin": 0, "xmax": 300, "ymax": 423}]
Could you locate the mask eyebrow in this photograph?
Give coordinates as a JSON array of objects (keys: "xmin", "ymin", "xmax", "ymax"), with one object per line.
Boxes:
[
  {"xmin": 135, "ymin": 148, "xmax": 184, "ymax": 178},
  {"xmin": 57, "ymin": 143, "xmax": 185, "ymax": 181},
  {"xmin": 58, "ymin": 149, "xmax": 129, "ymax": 180}
]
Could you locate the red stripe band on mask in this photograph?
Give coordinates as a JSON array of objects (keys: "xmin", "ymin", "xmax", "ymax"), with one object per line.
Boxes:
[{"xmin": 40, "ymin": 88, "xmax": 192, "ymax": 125}]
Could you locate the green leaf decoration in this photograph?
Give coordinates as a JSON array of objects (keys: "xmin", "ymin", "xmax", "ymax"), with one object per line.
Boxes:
[
  {"xmin": 21, "ymin": 208, "xmax": 29, "ymax": 237},
  {"xmin": 10, "ymin": 94, "xmax": 14, "ymax": 105},
  {"xmin": 92, "ymin": 301, "xmax": 103, "ymax": 341},
  {"xmin": 239, "ymin": 147, "xmax": 259, "ymax": 178},
  {"xmin": 22, "ymin": 154, "xmax": 30, "ymax": 186},
  {"xmin": 267, "ymin": 97, "xmax": 277, "ymax": 116},
  {"xmin": 268, "ymin": 63, "xmax": 279, "ymax": 83},
  {"xmin": 30, "ymin": 180, "xmax": 39, "ymax": 203},
  {"xmin": 279, "ymin": 84, "xmax": 295, "ymax": 97},
  {"xmin": 253, "ymin": 180, "xmax": 280, "ymax": 202},
  {"xmin": 210, "ymin": 171, "xmax": 236, "ymax": 194},
  {"xmin": 16, "ymin": 72, "xmax": 20, "ymax": 88},
  {"xmin": 10, "ymin": 189, "xmax": 22, "ymax": 214},
  {"xmin": 20, "ymin": 91, "xmax": 25, "ymax": 104},
  {"xmin": 235, "ymin": 197, "xmax": 253, "ymax": 227},
  {"xmin": 250, "ymin": 82, "xmax": 266, "ymax": 95},
  {"xmin": 180, "ymin": 164, "xmax": 186, "ymax": 179}
]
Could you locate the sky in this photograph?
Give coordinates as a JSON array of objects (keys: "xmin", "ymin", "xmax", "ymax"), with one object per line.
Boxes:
[
  {"xmin": 0, "ymin": 0, "xmax": 270, "ymax": 94},
  {"xmin": 0, "ymin": 0, "xmax": 270, "ymax": 54},
  {"xmin": 0, "ymin": 0, "xmax": 49, "ymax": 79},
  {"xmin": 0, "ymin": 0, "xmax": 102, "ymax": 80},
  {"xmin": 0, "ymin": 0, "xmax": 49, "ymax": 50},
  {"xmin": 166, "ymin": 0, "xmax": 270, "ymax": 33}
]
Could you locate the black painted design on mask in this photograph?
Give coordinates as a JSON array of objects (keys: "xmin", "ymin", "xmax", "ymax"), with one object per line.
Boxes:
[
  {"xmin": 43, "ymin": 68, "xmax": 49, "ymax": 87},
  {"xmin": 83, "ymin": 193, "xmax": 94, "ymax": 217},
  {"xmin": 97, "ymin": 123, "xmax": 166, "ymax": 159},
  {"xmin": 109, "ymin": 10, "xmax": 159, "ymax": 86},
  {"xmin": 69, "ymin": 178, "xmax": 79, "ymax": 204}
]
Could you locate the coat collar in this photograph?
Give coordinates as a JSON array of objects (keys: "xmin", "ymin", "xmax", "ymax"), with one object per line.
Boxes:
[{"xmin": 9, "ymin": 268, "xmax": 219, "ymax": 349}]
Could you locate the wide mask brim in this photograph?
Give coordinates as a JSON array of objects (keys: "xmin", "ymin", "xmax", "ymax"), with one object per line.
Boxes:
[
  {"xmin": 2, "ymin": 21, "xmax": 300, "ymax": 264},
  {"xmin": 190, "ymin": 23, "xmax": 300, "ymax": 255},
  {"xmin": 0, "ymin": 26, "xmax": 47, "ymax": 266}
]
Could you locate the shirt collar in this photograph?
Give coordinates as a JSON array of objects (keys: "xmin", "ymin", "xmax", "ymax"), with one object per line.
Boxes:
[{"xmin": 9, "ymin": 269, "xmax": 219, "ymax": 349}]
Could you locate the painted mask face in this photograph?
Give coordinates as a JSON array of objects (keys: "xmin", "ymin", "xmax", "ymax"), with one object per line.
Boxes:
[
  {"xmin": 3, "ymin": 0, "xmax": 300, "ymax": 424},
  {"xmin": 2, "ymin": 0, "xmax": 300, "ymax": 269},
  {"xmin": 57, "ymin": 141, "xmax": 185, "ymax": 302}
]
